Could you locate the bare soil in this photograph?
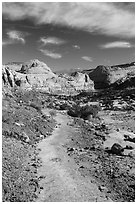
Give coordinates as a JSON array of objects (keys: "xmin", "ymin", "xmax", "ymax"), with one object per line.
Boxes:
[{"xmin": 36, "ymin": 110, "xmax": 111, "ymax": 202}]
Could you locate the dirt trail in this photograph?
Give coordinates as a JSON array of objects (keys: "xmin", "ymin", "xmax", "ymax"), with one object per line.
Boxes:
[{"xmin": 36, "ymin": 110, "xmax": 112, "ymax": 202}]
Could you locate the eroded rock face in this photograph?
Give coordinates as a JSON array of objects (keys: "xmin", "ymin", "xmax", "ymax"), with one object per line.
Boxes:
[
  {"xmin": 2, "ymin": 59, "xmax": 94, "ymax": 94},
  {"xmin": 88, "ymin": 62, "xmax": 135, "ymax": 89},
  {"xmin": 19, "ymin": 59, "xmax": 53, "ymax": 74},
  {"xmin": 111, "ymin": 71, "xmax": 135, "ymax": 90},
  {"xmin": 2, "ymin": 66, "xmax": 15, "ymax": 87}
]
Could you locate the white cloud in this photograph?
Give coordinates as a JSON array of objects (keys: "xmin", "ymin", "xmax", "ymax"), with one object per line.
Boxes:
[
  {"xmin": 73, "ymin": 45, "xmax": 80, "ymax": 49},
  {"xmin": 2, "ymin": 40, "xmax": 13, "ymax": 46},
  {"xmin": 82, "ymin": 56, "xmax": 93, "ymax": 62},
  {"xmin": 40, "ymin": 37, "xmax": 66, "ymax": 46},
  {"xmin": 3, "ymin": 30, "xmax": 29, "ymax": 46},
  {"xmin": 100, "ymin": 41, "xmax": 133, "ymax": 49},
  {"xmin": 39, "ymin": 49, "xmax": 62, "ymax": 59},
  {"xmin": 2, "ymin": 2, "xmax": 135, "ymax": 38},
  {"xmin": 7, "ymin": 30, "xmax": 25, "ymax": 44}
]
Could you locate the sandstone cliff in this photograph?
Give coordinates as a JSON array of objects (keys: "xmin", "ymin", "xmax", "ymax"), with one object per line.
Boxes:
[{"xmin": 2, "ymin": 59, "xmax": 94, "ymax": 95}]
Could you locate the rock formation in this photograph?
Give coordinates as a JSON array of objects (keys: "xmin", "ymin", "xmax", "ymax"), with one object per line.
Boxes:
[
  {"xmin": 88, "ymin": 62, "xmax": 135, "ymax": 89},
  {"xmin": 110, "ymin": 71, "xmax": 135, "ymax": 89},
  {"xmin": 2, "ymin": 59, "xmax": 94, "ymax": 95},
  {"xmin": 3, "ymin": 59, "xmax": 134, "ymax": 93}
]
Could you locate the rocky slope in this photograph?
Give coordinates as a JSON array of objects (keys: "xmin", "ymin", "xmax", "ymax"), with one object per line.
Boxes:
[
  {"xmin": 110, "ymin": 71, "xmax": 135, "ymax": 89},
  {"xmin": 87, "ymin": 62, "xmax": 135, "ymax": 89},
  {"xmin": 2, "ymin": 59, "xmax": 94, "ymax": 95}
]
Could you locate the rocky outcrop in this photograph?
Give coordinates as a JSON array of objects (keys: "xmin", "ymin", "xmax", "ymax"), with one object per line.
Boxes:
[
  {"xmin": 2, "ymin": 59, "xmax": 94, "ymax": 95},
  {"xmin": 88, "ymin": 62, "xmax": 135, "ymax": 89},
  {"xmin": 2, "ymin": 66, "xmax": 15, "ymax": 87},
  {"xmin": 111, "ymin": 71, "xmax": 135, "ymax": 89},
  {"xmin": 4, "ymin": 62, "xmax": 23, "ymax": 72},
  {"xmin": 19, "ymin": 59, "xmax": 53, "ymax": 74}
]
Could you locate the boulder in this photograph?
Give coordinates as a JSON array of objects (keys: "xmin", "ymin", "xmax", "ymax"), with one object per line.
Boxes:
[
  {"xmin": 111, "ymin": 143, "xmax": 124, "ymax": 155},
  {"xmin": 21, "ymin": 132, "xmax": 30, "ymax": 143},
  {"xmin": 70, "ymin": 72, "xmax": 94, "ymax": 91}
]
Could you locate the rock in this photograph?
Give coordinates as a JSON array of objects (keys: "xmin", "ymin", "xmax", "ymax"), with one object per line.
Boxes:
[
  {"xmin": 15, "ymin": 122, "xmax": 25, "ymax": 127},
  {"xmin": 19, "ymin": 59, "xmax": 53, "ymax": 74},
  {"xmin": 2, "ymin": 66, "xmax": 15, "ymax": 87},
  {"xmin": 113, "ymin": 100, "xmax": 128, "ymax": 110},
  {"xmin": 2, "ymin": 59, "xmax": 94, "ymax": 95},
  {"xmin": 111, "ymin": 143, "xmax": 124, "ymax": 155},
  {"xmin": 124, "ymin": 134, "xmax": 135, "ymax": 143},
  {"xmin": 70, "ymin": 72, "xmax": 94, "ymax": 91},
  {"xmin": 4, "ymin": 62, "xmax": 23, "ymax": 71},
  {"xmin": 128, "ymin": 150, "xmax": 135, "ymax": 157},
  {"xmin": 39, "ymin": 134, "xmax": 45, "ymax": 139},
  {"xmin": 88, "ymin": 62, "xmax": 135, "ymax": 89},
  {"xmin": 98, "ymin": 185, "xmax": 107, "ymax": 192},
  {"xmin": 125, "ymin": 145, "xmax": 133, "ymax": 150},
  {"xmin": 21, "ymin": 132, "xmax": 30, "ymax": 143},
  {"xmin": 111, "ymin": 71, "xmax": 135, "ymax": 89},
  {"xmin": 79, "ymin": 165, "xmax": 84, "ymax": 169}
]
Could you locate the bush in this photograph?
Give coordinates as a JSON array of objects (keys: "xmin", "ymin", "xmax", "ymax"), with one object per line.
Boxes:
[
  {"xmin": 29, "ymin": 102, "xmax": 41, "ymax": 112},
  {"xmin": 68, "ymin": 103, "xmax": 101, "ymax": 119},
  {"xmin": 49, "ymin": 110, "xmax": 56, "ymax": 116},
  {"xmin": 80, "ymin": 105, "xmax": 100, "ymax": 119}
]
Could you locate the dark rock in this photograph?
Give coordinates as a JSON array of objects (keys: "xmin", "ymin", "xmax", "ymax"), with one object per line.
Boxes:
[
  {"xmin": 88, "ymin": 63, "xmax": 135, "ymax": 89},
  {"xmin": 111, "ymin": 143, "xmax": 124, "ymax": 155},
  {"xmin": 111, "ymin": 71, "xmax": 135, "ymax": 90},
  {"xmin": 124, "ymin": 134, "xmax": 135, "ymax": 143}
]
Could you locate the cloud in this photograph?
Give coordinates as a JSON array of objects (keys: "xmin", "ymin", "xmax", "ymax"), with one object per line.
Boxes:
[
  {"xmin": 39, "ymin": 49, "xmax": 62, "ymax": 59},
  {"xmin": 7, "ymin": 30, "xmax": 26, "ymax": 44},
  {"xmin": 2, "ymin": 40, "xmax": 13, "ymax": 46},
  {"xmin": 73, "ymin": 45, "xmax": 80, "ymax": 49},
  {"xmin": 2, "ymin": 2, "xmax": 135, "ymax": 38},
  {"xmin": 100, "ymin": 41, "xmax": 133, "ymax": 49},
  {"xmin": 40, "ymin": 37, "xmax": 66, "ymax": 46},
  {"xmin": 3, "ymin": 30, "xmax": 29, "ymax": 46},
  {"xmin": 82, "ymin": 56, "xmax": 93, "ymax": 62}
]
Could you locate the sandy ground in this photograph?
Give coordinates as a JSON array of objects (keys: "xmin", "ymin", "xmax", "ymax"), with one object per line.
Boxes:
[{"xmin": 36, "ymin": 110, "xmax": 112, "ymax": 202}]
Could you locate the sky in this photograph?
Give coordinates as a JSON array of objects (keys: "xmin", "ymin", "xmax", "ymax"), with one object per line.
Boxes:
[{"xmin": 2, "ymin": 2, "xmax": 135, "ymax": 72}]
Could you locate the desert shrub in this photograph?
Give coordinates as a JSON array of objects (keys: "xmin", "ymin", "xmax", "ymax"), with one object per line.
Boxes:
[
  {"xmin": 49, "ymin": 110, "xmax": 56, "ymax": 116},
  {"xmin": 29, "ymin": 102, "xmax": 41, "ymax": 112},
  {"xmin": 68, "ymin": 103, "xmax": 101, "ymax": 119},
  {"xmin": 80, "ymin": 105, "xmax": 101, "ymax": 119},
  {"xmin": 67, "ymin": 103, "xmax": 81, "ymax": 117}
]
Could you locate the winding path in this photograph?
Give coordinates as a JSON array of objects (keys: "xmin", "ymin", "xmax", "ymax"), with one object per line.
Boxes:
[{"xmin": 36, "ymin": 110, "xmax": 111, "ymax": 202}]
